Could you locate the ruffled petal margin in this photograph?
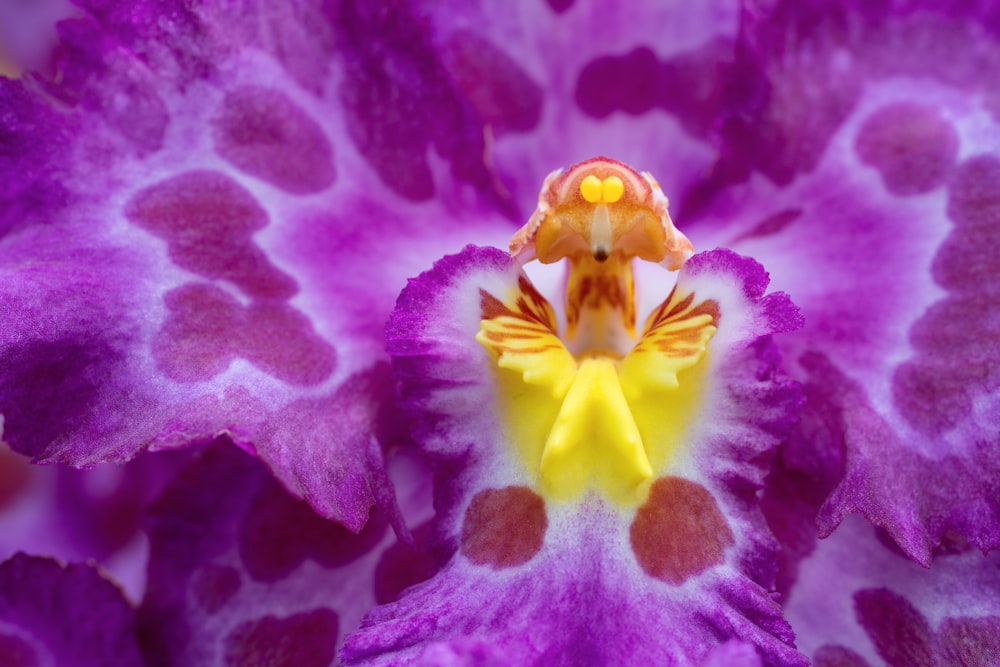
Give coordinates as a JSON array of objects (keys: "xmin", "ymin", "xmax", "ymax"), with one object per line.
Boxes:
[
  {"xmin": 138, "ymin": 437, "xmax": 439, "ymax": 666},
  {"xmin": 344, "ymin": 245, "xmax": 805, "ymax": 665},
  {"xmin": 688, "ymin": 0, "xmax": 1000, "ymax": 563},
  {"xmin": 0, "ymin": 553, "xmax": 143, "ymax": 666}
]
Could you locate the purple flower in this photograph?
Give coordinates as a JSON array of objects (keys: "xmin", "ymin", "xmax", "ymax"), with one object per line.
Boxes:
[{"xmin": 1, "ymin": 0, "xmax": 999, "ymax": 665}]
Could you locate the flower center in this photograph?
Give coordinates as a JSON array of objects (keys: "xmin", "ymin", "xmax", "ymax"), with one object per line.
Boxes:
[{"xmin": 477, "ymin": 157, "xmax": 718, "ymax": 505}]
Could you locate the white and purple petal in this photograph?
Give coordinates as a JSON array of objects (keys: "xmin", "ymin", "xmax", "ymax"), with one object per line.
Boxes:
[
  {"xmin": 688, "ymin": 0, "xmax": 1000, "ymax": 562},
  {"xmin": 139, "ymin": 437, "xmax": 438, "ymax": 666},
  {"xmin": 346, "ymin": 245, "xmax": 805, "ymax": 665}
]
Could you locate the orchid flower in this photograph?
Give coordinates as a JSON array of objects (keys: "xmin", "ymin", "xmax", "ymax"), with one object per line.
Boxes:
[{"xmin": 1, "ymin": 0, "xmax": 999, "ymax": 666}]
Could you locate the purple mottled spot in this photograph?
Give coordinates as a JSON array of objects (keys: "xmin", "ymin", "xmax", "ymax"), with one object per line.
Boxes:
[
  {"xmin": 0, "ymin": 633, "xmax": 40, "ymax": 667},
  {"xmin": 192, "ymin": 564, "xmax": 242, "ymax": 614},
  {"xmin": 893, "ymin": 156, "xmax": 1000, "ymax": 434},
  {"xmin": 212, "ymin": 87, "xmax": 336, "ymax": 195},
  {"xmin": 223, "ymin": 609, "xmax": 339, "ymax": 667},
  {"xmin": 733, "ymin": 208, "xmax": 802, "ymax": 243},
  {"xmin": 153, "ymin": 283, "xmax": 336, "ymax": 386},
  {"xmin": 440, "ymin": 31, "xmax": 543, "ymax": 134},
  {"xmin": 238, "ymin": 483, "xmax": 387, "ymax": 582},
  {"xmin": 940, "ymin": 616, "xmax": 1000, "ymax": 667},
  {"xmin": 331, "ymin": 1, "xmax": 497, "ymax": 204},
  {"xmin": 373, "ymin": 522, "xmax": 440, "ymax": 604},
  {"xmin": 813, "ymin": 645, "xmax": 871, "ymax": 667},
  {"xmin": 0, "ymin": 340, "xmax": 106, "ymax": 458},
  {"xmin": 545, "ymin": 0, "xmax": 574, "ymax": 13},
  {"xmin": 575, "ymin": 39, "xmax": 733, "ymax": 138},
  {"xmin": 855, "ymin": 103, "xmax": 958, "ymax": 195},
  {"xmin": 125, "ymin": 171, "xmax": 297, "ymax": 300},
  {"xmin": 854, "ymin": 588, "xmax": 936, "ymax": 667}
]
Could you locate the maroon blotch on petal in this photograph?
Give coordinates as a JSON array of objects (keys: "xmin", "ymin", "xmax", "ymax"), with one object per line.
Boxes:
[
  {"xmin": 212, "ymin": 87, "xmax": 336, "ymax": 195},
  {"xmin": 238, "ymin": 483, "xmax": 387, "ymax": 583},
  {"xmin": 893, "ymin": 156, "xmax": 1000, "ymax": 434},
  {"xmin": 853, "ymin": 588, "xmax": 936, "ymax": 667},
  {"xmin": 124, "ymin": 170, "xmax": 298, "ymax": 300},
  {"xmin": 939, "ymin": 616, "xmax": 1000, "ymax": 667},
  {"xmin": 440, "ymin": 31, "xmax": 543, "ymax": 134},
  {"xmin": 813, "ymin": 645, "xmax": 872, "ymax": 667},
  {"xmin": 373, "ymin": 522, "xmax": 441, "ymax": 604},
  {"xmin": 855, "ymin": 103, "xmax": 959, "ymax": 196},
  {"xmin": 629, "ymin": 477, "xmax": 734, "ymax": 584},
  {"xmin": 223, "ymin": 608, "xmax": 339, "ymax": 667},
  {"xmin": 191, "ymin": 564, "xmax": 242, "ymax": 615},
  {"xmin": 460, "ymin": 486, "xmax": 547, "ymax": 569},
  {"xmin": 153, "ymin": 283, "xmax": 336, "ymax": 386}
]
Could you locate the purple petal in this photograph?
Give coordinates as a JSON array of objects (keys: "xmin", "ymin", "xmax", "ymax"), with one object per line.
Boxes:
[
  {"xmin": 0, "ymin": 553, "xmax": 143, "ymax": 666},
  {"xmin": 347, "ymin": 246, "xmax": 806, "ymax": 664},
  {"xmin": 0, "ymin": 0, "xmax": 524, "ymax": 528},
  {"xmin": 780, "ymin": 516, "xmax": 1000, "ymax": 667},
  {"xmin": 139, "ymin": 437, "xmax": 437, "ymax": 666},
  {"xmin": 689, "ymin": 0, "xmax": 1000, "ymax": 562},
  {"xmin": 0, "ymin": 444, "xmax": 190, "ymax": 602}
]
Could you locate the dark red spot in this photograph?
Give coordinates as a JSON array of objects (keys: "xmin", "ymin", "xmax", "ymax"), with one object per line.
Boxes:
[
  {"xmin": 575, "ymin": 40, "xmax": 733, "ymax": 138},
  {"xmin": 192, "ymin": 564, "xmax": 241, "ymax": 614},
  {"xmin": 0, "ymin": 633, "xmax": 39, "ymax": 667},
  {"xmin": 854, "ymin": 588, "xmax": 936, "ymax": 667},
  {"xmin": 373, "ymin": 522, "xmax": 441, "ymax": 604},
  {"xmin": 855, "ymin": 103, "xmax": 958, "ymax": 195},
  {"xmin": 440, "ymin": 31, "xmax": 543, "ymax": 134},
  {"xmin": 460, "ymin": 486, "xmax": 547, "ymax": 568},
  {"xmin": 153, "ymin": 283, "xmax": 336, "ymax": 386},
  {"xmin": 939, "ymin": 616, "xmax": 1000, "ymax": 667},
  {"xmin": 893, "ymin": 156, "xmax": 1000, "ymax": 434},
  {"xmin": 238, "ymin": 482, "xmax": 387, "ymax": 583},
  {"xmin": 629, "ymin": 477, "xmax": 734, "ymax": 584},
  {"xmin": 813, "ymin": 645, "xmax": 872, "ymax": 667},
  {"xmin": 212, "ymin": 87, "xmax": 336, "ymax": 195},
  {"xmin": 0, "ymin": 445, "xmax": 32, "ymax": 509},
  {"xmin": 125, "ymin": 171, "xmax": 297, "ymax": 300},
  {"xmin": 733, "ymin": 208, "xmax": 803, "ymax": 243},
  {"xmin": 223, "ymin": 608, "xmax": 338, "ymax": 667},
  {"xmin": 331, "ymin": 3, "xmax": 502, "ymax": 208}
]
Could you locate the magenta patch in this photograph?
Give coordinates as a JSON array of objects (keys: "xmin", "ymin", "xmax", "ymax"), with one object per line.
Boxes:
[
  {"xmin": 460, "ymin": 486, "xmax": 547, "ymax": 568},
  {"xmin": 854, "ymin": 588, "xmax": 936, "ymax": 667},
  {"xmin": 125, "ymin": 170, "xmax": 297, "ymax": 300},
  {"xmin": 153, "ymin": 283, "xmax": 335, "ymax": 385},
  {"xmin": 855, "ymin": 103, "xmax": 958, "ymax": 196},
  {"xmin": 373, "ymin": 522, "xmax": 440, "ymax": 604},
  {"xmin": 212, "ymin": 87, "xmax": 336, "ymax": 195},
  {"xmin": 940, "ymin": 616, "xmax": 1000, "ymax": 667},
  {"xmin": 575, "ymin": 40, "xmax": 733, "ymax": 137},
  {"xmin": 0, "ymin": 633, "xmax": 39, "ymax": 667},
  {"xmin": 192, "ymin": 564, "xmax": 242, "ymax": 615},
  {"xmin": 223, "ymin": 608, "xmax": 339, "ymax": 667},
  {"xmin": 813, "ymin": 645, "xmax": 871, "ymax": 667},
  {"xmin": 545, "ymin": 0, "xmax": 574, "ymax": 12},
  {"xmin": 630, "ymin": 477, "xmax": 734, "ymax": 584},
  {"xmin": 238, "ymin": 483, "xmax": 387, "ymax": 583},
  {"xmin": 440, "ymin": 31, "xmax": 543, "ymax": 134},
  {"xmin": 893, "ymin": 156, "xmax": 1000, "ymax": 434}
]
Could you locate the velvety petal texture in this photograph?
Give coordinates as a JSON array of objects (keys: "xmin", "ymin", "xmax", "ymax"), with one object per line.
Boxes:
[
  {"xmin": 139, "ymin": 438, "xmax": 437, "ymax": 666},
  {"xmin": 345, "ymin": 245, "xmax": 805, "ymax": 665},
  {"xmin": 0, "ymin": 0, "xmax": 527, "ymax": 528},
  {"xmin": 0, "ymin": 553, "xmax": 144, "ymax": 666},
  {"xmin": 782, "ymin": 516, "xmax": 1000, "ymax": 667},
  {"xmin": 686, "ymin": 0, "xmax": 1000, "ymax": 563}
]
